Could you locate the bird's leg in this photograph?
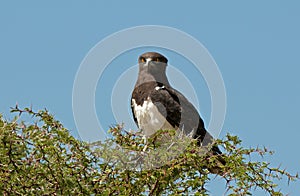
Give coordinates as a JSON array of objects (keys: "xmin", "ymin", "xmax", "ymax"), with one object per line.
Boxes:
[
  {"xmin": 166, "ymin": 142, "xmax": 175, "ymax": 151},
  {"xmin": 142, "ymin": 135, "xmax": 148, "ymax": 152}
]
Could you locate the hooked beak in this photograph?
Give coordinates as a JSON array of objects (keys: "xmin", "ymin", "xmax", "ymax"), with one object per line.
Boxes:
[{"xmin": 144, "ymin": 58, "xmax": 152, "ymax": 72}]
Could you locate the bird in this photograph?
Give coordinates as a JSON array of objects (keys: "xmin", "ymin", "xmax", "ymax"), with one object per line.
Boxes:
[{"xmin": 130, "ymin": 52, "xmax": 224, "ymax": 172}]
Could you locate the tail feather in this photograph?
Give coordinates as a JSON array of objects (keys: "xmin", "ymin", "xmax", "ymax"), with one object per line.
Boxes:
[{"xmin": 206, "ymin": 146, "xmax": 226, "ymax": 175}]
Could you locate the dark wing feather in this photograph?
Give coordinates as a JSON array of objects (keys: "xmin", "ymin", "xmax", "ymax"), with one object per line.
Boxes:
[
  {"xmin": 149, "ymin": 84, "xmax": 181, "ymax": 129},
  {"xmin": 150, "ymin": 84, "xmax": 213, "ymax": 143},
  {"xmin": 130, "ymin": 102, "xmax": 138, "ymax": 126},
  {"xmin": 151, "ymin": 85, "xmax": 222, "ymax": 155}
]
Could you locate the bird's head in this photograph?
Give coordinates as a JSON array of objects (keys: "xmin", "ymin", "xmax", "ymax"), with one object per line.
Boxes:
[{"xmin": 138, "ymin": 52, "xmax": 168, "ymax": 74}]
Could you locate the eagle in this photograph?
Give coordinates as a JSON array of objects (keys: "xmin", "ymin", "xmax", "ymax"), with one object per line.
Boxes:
[{"xmin": 131, "ymin": 52, "xmax": 224, "ymax": 172}]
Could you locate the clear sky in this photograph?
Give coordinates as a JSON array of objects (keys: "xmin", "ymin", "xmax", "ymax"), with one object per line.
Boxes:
[{"xmin": 1, "ymin": 1, "xmax": 299, "ymax": 195}]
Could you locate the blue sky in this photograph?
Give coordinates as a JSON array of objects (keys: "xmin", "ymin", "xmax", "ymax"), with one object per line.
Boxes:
[{"xmin": 1, "ymin": 1, "xmax": 299, "ymax": 195}]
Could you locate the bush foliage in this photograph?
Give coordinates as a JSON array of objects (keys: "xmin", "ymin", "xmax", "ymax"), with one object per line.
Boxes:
[{"xmin": 0, "ymin": 106, "xmax": 298, "ymax": 195}]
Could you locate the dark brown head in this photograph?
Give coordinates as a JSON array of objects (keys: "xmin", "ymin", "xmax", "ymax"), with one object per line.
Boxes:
[{"xmin": 136, "ymin": 52, "xmax": 170, "ymax": 86}]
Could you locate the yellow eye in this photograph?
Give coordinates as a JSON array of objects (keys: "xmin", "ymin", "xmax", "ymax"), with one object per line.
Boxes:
[
  {"xmin": 155, "ymin": 58, "xmax": 160, "ymax": 62},
  {"xmin": 140, "ymin": 57, "xmax": 146, "ymax": 63}
]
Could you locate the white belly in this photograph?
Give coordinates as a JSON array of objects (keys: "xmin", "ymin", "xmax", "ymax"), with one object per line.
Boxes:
[{"xmin": 132, "ymin": 98, "xmax": 175, "ymax": 136}]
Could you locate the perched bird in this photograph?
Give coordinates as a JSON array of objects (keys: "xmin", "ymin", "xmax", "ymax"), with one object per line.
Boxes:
[{"xmin": 131, "ymin": 52, "xmax": 224, "ymax": 173}]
